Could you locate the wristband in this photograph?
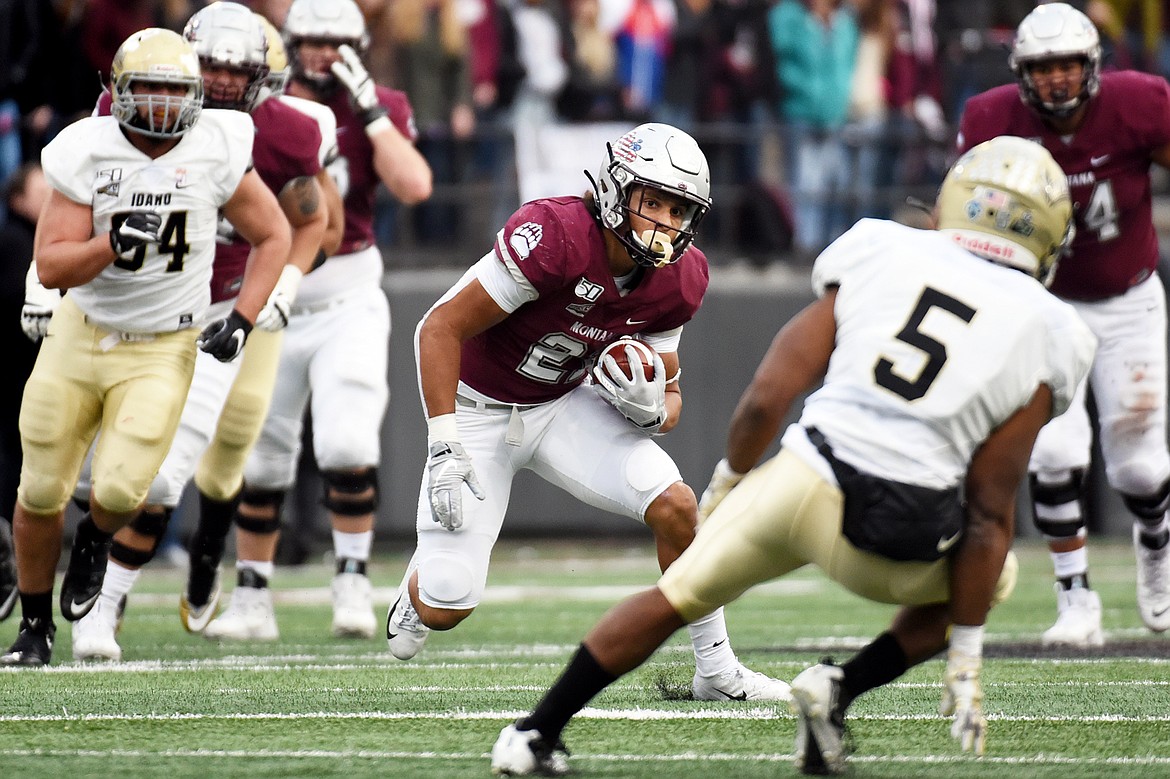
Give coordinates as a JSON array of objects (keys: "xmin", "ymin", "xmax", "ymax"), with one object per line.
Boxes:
[
  {"xmin": 365, "ymin": 114, "xmax": 392, "ymax": 138},
  {"xmin": 427, "ymin": 413, "xmax": 459, "ymax": 444}
]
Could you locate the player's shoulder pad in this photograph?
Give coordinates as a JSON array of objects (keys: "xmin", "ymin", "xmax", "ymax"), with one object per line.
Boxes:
[{"xmin": 811, "ymin": 218, "xmax": 904, "ymax": 296}]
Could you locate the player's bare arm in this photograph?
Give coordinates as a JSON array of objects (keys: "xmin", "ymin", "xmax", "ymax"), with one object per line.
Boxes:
[
  {"xmin": 657, "ymin": 350, "xmax": 683, "ymax": 433},
  {"xmin": 222, "ymin": 169, "xmax": 291, "ymax": 322},
  {"xmin": 33, "ymin": 191, "xmax": 119, "ymax": 289},
  {"xmin": 315, "ymin": 167, "xmax": 344, "ymax": 257},
  {"xmin": 277, "ymin": 174, "xmax": 327, "ymax": 274},
  {"xmin": 369, "ymin": 121, "xmax": 432, "ymax": 206},
  {"xmin": 417, "ymin": 280, "xmax": 509, "ymax": 418},
  {"xmin": 952, "ymin": 384, "xmax": 1054, "ymax": 627},
  {"xmin": 723, "ymin": 290, "xmax": 837, "ymax": 473}
]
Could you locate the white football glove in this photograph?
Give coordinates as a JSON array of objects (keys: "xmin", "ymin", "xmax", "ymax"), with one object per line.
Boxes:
[
  {"xmin": 592, "ymin": 340, "xmax": 667, "ymax": 433},
  {"xmin": 255, "ymin": 265, "xmax": 304, "ymax": 332},
  {"xmin": 21, "ymin": 260, "xmax": 61, "ymax": 342},
  {"xmin": 698, "ymin": 459, "xmax": 745, "ymax": 521},
  {"xmin": 330, "ymin": 44, "xmax": 386, "ymax": 125},
  {"xmin": 940, "ymin": 649, "xmax": 987, "ymax": 756},
  {"xmin": 426, "ymin": 440, "xmax": 485, "ymax": 531}
]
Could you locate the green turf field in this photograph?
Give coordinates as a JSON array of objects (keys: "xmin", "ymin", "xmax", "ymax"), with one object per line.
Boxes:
[{"xmin": 2, "ymin": 537, "xmax": 1168, "ymax": 778}]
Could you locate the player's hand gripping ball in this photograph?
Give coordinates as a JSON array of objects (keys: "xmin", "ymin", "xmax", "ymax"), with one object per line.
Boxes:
[{"xmin": 597, "ymin": 338, "xmax": 656, "ymax": 382}]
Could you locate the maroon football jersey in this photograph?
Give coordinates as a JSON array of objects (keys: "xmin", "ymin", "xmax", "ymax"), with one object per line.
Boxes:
[
  {"xmin": 324, "ymin": 85, "xmax": 418, "ymax": 255},
  {"xmin": 460, "ymin": 198, "xmax": 710, "ymax": 404},
  {"xmin": 957, "ymin": 71, "xmax": 1170, "ymax": 301},
  {"xmin": 210, "ymin": 98, "xmax": 322, "ymax": 303}
]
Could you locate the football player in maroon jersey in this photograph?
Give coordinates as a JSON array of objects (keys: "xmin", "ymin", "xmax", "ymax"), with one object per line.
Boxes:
[
  {"xmin": 957, "ymin": 2, "xmax": 1170, "ymax": 646},
  {"xmin": 203, "ymin": 0, "xmax": 433, "ymax": 642},
  {"xmin": 387, "ymin": 122, "xmax": 792, "ymax": 704}
]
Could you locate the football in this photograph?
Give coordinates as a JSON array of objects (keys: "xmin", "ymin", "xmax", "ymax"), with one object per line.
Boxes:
[{"xmin": 598, "ymin": 338, "xmax": 656, "ymax": 382}]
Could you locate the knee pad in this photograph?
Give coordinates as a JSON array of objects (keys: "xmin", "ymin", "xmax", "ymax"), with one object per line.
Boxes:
[
  {"xmin": 417, "ymin": 552, "xmax": 477, "ymax": 609},
  {"xmin": 235, "ymin": 486, "xmax": 284, "ymax": 534},
  {"xmin": 322, "ymin": 468, "xmax": 379, "ymax": 516},
  {"xmin": 1029, "ymin": 469, "xmax": 1087, "ymax": 539},
  {"xmin": 1121, "ymin": 479, "xmax": 1170, "ymax": 521},
  {"xmin": 110, "ymin": 508, "xmax": 172, "ymax": 567}
]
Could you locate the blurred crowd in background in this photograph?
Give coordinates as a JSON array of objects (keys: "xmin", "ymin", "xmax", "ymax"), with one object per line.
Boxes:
[{"xmin": 3, "ymin": 0, "xmax": 1170, "ymax": 264}]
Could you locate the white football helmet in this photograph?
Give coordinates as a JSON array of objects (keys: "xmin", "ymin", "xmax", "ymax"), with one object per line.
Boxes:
[
  {"xmin": 110, "ymin": 28, "xmax": 203, "ymax": 139},
  {"xmin": 283, "ymin": 0, "xmax": 369, "ymax": 91},
  {"xmin": 589, "ymin": 123, "xmax": 712, "ymax": 269},
  {"xmin": 937, "ymin": 136, "xmax": 1073, "ymax": 287},
  {"xmin": 183, "ymin": 2, "xmax": 270, "ymax": 111},
  {"xmin": 1009, "ymin": 2, "xmax": 1101, "ymax": 118}
]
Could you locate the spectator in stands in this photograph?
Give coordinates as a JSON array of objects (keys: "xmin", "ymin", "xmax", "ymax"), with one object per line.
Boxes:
[
  {"xmin": 615, "ymin": 0, "xmax": 677, "ymax": 119},
  {"xmin": 559, "ymin": 0, "xmax": 624, "ymax": 122},
  {"xmin": 769, "ymin": 0, "xmax": 859, "ymax": 255},
  {"xmin": 387, "ymin": 0, "xmax": 477, "ymax": 245}
]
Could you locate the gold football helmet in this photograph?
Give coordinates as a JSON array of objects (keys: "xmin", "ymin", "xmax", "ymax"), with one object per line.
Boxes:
[
  {"xmin": 110, "ymin": 28, "xmax": 203, "ymax": 138},
  {"xmin": 256, "ymin": 13, "xmax": 290, "ymax": 95},
  {"xmin": 937, "ymin": 136, "xmax": 1073, "ymax": 287}
]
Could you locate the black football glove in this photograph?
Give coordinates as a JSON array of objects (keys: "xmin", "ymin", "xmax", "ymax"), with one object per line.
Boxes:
[
  {"xmin": 109, "ymin": 212, "xmax": 162, "ymax": 258},
  {"xmin": 197, "ymin": 309, "xmax": 253, "ymax": 363}
]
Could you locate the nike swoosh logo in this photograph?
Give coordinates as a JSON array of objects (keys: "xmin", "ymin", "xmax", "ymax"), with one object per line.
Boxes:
[
  {"xmin": 386, "ymin": 596, "xmax": 402, "ymax": 640},
  {"xmin": 1153, "ymin": 605, "xmax": 1170, "ymax": 618},
  {"xmin": 626, "ymin": 318, "xmax": 648, "ymax": 326},
  {"xmin": 1091, "ymin": 155, "xmax": 1110, "ymax": 166},
  {"xmin": 716, "ymin": 690, "xmax": 748, "ymax": 701},
  {"xmin": 68, "ymin": 592, "xmax": 100, "ymax": 616},
  {"xmin": 936, "ymin": 532, "xmax": 962, "ymax": 553}
]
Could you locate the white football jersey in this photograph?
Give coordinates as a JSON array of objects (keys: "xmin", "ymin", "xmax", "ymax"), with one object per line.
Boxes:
[
  {"xmin": 40, "ymin": 109, "xmax": 254, "ymax": 333},
  {"xmin": 278, "ymin": 94, "xmax": 339, "ymax": 166},
  {"xmin": 800, "ymin": 219, "xmax": 1096, "ymax": 490}
]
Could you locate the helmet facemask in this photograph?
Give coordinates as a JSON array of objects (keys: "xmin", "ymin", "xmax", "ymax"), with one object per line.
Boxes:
[{"xmin": 589, "ymin": 124, "xmax": 712, "ymax": 269}]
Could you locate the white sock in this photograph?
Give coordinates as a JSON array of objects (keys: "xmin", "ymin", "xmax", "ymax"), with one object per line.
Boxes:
[
  {"xmin": 238, "ymin": 559, "xmax": 275, "ymax": 582},
  {"xmin": 687, "ymin": 607, "xmax": 738, "ymax": 677},
  {"xmin": 1051, "ymin": 547, "xmax": 1089, "ymax": 580},
  {"xmin": 332, "ymin": 529, "xmax": 373, "ymax": 562},
  {"xmin": 100, "ymin": 561, "xmax": 140, "ymax": 607}
]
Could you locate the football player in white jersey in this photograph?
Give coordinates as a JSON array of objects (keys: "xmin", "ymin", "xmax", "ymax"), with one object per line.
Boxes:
[
  {"xmin": 0, "ymin": 28, "xmax": 290, "ymax": 667},
  {"xmin": 487, "ymin": 136, "xmax": 1097, "ymax": 776},
  {"xmin": 66, "ymin": 4, "xmax": 339, "ymax": 662}
]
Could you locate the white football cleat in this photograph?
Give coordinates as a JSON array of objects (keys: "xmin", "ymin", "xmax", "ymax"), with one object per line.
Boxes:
[
  {"xmin": 693, "ymin": 662, "xmax": 792, "ymax": 702},
  {"xmin": 203, "ymin": 586, "xmax": 279, "ymax": 641},
  {"xmin": 331, "ymin": 572, "xmax": 377, "ymax": 638},
  {"xmin": 790, "ymin": 662, "xmax": 848, "ymax": 775},
  {"xmin": 385, "ymin": 575, "xmax": 429, "ymax": 660},
  {"xmin": 1135, "ymin": 524, "xmax": 1170, "ymax": 633},
  {"xmin": 1041, "ymin": 584, "xmax": 1103, "ymax": 647},
  {"xmin": 71, "ymin": 596, "xmax": 123, "ymax": 662},
  {"xmin": 490, "ymin": 723, "xmax": 570, "ymax": 776}
]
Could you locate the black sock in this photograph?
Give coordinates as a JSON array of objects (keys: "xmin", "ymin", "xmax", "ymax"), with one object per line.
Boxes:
[
  {"xmin": 840, "ymin": 631, "xmax": 909, "ymax": 709},
  {"xmin": 19, "ymin": 591, "xmax": 53, "ymax": 627},
  {"xmin": 520, "ymin": 644, "xmax": 618, "ymax": 742},
  {"xmin": 194, "ymin": 491, "xmax": 238, "ymax": 547}
]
